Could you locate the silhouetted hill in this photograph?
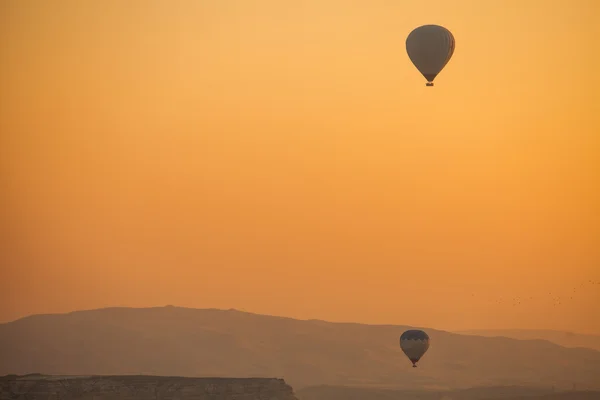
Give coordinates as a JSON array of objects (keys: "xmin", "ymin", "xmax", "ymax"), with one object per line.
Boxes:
[
  {"xmin": 1, "ymin": 307, "xmax": 599, "ymax": 390},
  {"xmin": 0, "ymin": 374, "xmax": 297, "ymax": 400},
  {"xmin": 456, "ymin": 330, "xmax": 600, "ymax": 352}
]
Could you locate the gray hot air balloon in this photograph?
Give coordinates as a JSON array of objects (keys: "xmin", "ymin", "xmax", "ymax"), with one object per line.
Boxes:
[
  {"xmin": 400, "ymin": 329, "xmax": 430, "ymax": 367},
  {"xmin": 406, "ymin": 25, "xmax": 455, "ymax": 86}
]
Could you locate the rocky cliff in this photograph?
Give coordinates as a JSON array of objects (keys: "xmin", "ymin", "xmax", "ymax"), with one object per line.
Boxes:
[{"xmin": 0, "ymin": 375, "xmax": 298, "ymax": 400}]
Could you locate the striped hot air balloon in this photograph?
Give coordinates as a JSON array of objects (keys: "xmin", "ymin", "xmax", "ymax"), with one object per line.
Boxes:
[
  {"xmin": 399, "ymin": 329, "xmax": 430, "ymax": 367},
  {"xmin": 406, "ymin": 25, "xmax": 455, "ymax": 86}
]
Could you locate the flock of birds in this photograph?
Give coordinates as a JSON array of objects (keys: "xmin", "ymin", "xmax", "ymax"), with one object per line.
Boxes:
[{"xmin": 472, "ymin": 280, "xmax": 600, "ymax": 307}]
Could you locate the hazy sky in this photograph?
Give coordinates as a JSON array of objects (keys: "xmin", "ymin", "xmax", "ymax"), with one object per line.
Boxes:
[{"xmin": 1, "ymin": 0, "xmax": 599, "ymax": 334}]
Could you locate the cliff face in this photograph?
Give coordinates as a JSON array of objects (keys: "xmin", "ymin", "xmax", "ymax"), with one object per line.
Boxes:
[{"xmin": 0, "ymin": 375, "xmax": 298, "ymax": 400}]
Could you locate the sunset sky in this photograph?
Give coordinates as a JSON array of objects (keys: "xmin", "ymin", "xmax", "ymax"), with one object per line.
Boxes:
[{"xmin": 1, "ymin": 0, "xmax": 599, "ymax": 334}]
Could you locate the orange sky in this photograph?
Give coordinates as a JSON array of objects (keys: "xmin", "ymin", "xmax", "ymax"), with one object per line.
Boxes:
[{"xmin": 1, "ymin": 0, "xmax": 599, "ymax": 333}]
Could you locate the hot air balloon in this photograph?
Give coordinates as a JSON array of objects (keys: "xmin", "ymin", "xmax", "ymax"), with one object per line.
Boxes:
[
  {"xmin": 400, "ymin": 329, "xmax": 430, "ymax": 367},
  {"xmin": 406, "ymin": 25, "xmax": 455, "ymax": 86}
]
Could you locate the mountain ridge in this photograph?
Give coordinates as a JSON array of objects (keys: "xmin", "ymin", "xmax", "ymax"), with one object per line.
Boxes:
[
  {"xmin": 1, "ymin": 306, "xmax": 599, "ymax": 391},
  {"xmin": 455, "ymin": 329, "xmax": 600, "ymax": 352}
]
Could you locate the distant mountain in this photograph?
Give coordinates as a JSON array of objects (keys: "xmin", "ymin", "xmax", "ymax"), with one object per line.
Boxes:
[
  {"xmin": 456, "ymin": 330, "xmax": 600, "ymax": 352},
  {"xmin": 1, "ymin": 307, "xmax": 599, "ymax": 391}
]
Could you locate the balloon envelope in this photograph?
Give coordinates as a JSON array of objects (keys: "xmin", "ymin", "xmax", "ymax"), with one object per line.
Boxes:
[
  {"xmin": 399, "ymin": 329, "xmax": 430, "ymax": 367},
  {"xmin": 406, "ymin": 25, "xmax": 455, "ymax": 86}
]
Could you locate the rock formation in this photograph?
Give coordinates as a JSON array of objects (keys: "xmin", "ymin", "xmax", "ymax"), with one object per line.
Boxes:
[{"xmin": 0, "ymin": 375, "xmax": 298, "ymax": 400}]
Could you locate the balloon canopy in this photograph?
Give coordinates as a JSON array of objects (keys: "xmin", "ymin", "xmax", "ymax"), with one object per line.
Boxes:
[
  {"xmin": 399, "ymin": 329, "xmax": 430, "ymax": 367},
  {"xmin": 406, "ymin": 25, "xmax": 455, "ymax": 86}
]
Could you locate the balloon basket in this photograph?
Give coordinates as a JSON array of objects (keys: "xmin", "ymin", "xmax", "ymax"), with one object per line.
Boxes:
[{"xmin": 426, "ymin": 82, "xmax": 434, "ymax": 87}]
